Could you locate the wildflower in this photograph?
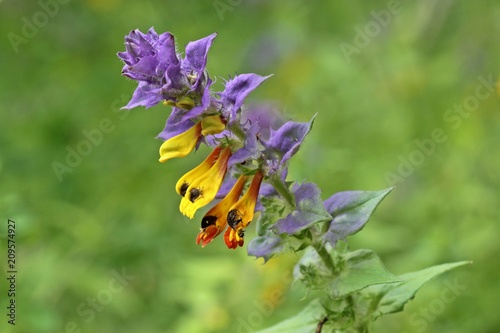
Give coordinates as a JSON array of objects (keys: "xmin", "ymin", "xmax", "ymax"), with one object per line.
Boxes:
[
  {"xmin": 224, "ymin": 171, "xmax": 264, "ymax": 249},
  {"xmin": 180, "ymin": 147, "xmax": 232, "ymax": 218},
  {"xmin": 158, "ymin": 122, "xmax": 202, "ymax": 162},
  {"xmin": 196, "ymin": 175, "xmax": 248, "ymax": 247}
]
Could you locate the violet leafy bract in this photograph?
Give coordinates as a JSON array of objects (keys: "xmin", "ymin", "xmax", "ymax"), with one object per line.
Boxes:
[
  {"xmin": 119, "ymin": 29, "xmax": 216, "ymax": 109},
  {"xmin": 263, "ymin": 115, "xmax": 315, "ymax": 170},
  {"xmin": 218, "ymin": 74, "xmax": 272, "ymax": 123},
  {"xmin": 247, "ymin": 232, "xmax": 284, "ymax": 263},
  {"xmin": 181, "ymin": 33, "xmax": 217, "ymax": 91},
  {"xmin": 322, "ymin": 188, "xmax": 393, "ymax": 246},
  {"xmin": 274, "ymin": 182, "xmax": 331, "ymax": 235}
]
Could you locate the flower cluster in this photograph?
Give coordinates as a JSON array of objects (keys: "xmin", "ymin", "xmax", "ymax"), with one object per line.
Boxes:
[{"xmin": 118, "ymin": 28, "xmax": 316, "ymax": 250}]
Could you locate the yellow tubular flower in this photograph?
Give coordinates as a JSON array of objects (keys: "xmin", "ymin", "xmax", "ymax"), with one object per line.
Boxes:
[
  {"xmin": 196, "ymin": 175, "xmax": 248, "ymax": 247},
  {"xmin": 175, "ymin": 146, "xmax": 223, "ymax": 196},
  {"xmin": 180, "ymin": 147, "xmax": 232, "ymax": 219},
  {"xmin": 201, "ymin": 115, "xmax": 226, "ymax": 136},
  {"xmin": 159, "ymin": 122, "xmax": 202, "ymax": 163},
  {"xmin": 224, "ymin": 171, "xmax": 264, "ymax": 249}
]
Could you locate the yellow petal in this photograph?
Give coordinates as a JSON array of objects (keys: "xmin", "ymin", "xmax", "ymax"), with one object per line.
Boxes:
[
  {"xmin": 180, "ymin": 196, "xmax": 197, "ymax": 219},
  {"xmin": 180, "ymin": 147, "xmax": 232, "ymax": 218},
  {"xmin": 201, "ymin": 115, "xmax": 226, "ymax": 136},
  {"xmin": 159, "ymin": 122, "xmax": 202, "ymax": 163},
  {"xmin": 175, "ymin": 147, "xmax": 222, "ymax": 196}
]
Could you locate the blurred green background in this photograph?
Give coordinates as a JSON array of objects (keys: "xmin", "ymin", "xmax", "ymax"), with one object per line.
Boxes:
[{"xmin": 0, "ymin": 0, "xmax": 498, "ymax": 332}]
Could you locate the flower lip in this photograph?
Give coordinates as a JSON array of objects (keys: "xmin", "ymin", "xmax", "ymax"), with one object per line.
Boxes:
[
  {"xmin": 227, "ymin": 171, "xmax": 264, "ymax": 229},
  {"xmin": 195, "ymin": 174, "xmax": 248, "ymax": 247},
  {"xmin": 180, "ymin": 146, "xmax": 232, "ymax": 218},
  {"xmin": 223, "ymin": 171, "xmax": 264, "ymax": 249},
  {"xmin": 196, "ymin": 225, "xmax": 219, "ymax": 247},
  {"xmin": 224, "ymin": 227, "xmax": 244, "ymax": 249},
  {"xmin": 159, "ymin": 122, "xmax": 202, "ymax": 162},
  {"xmin": 175, "ymin": 146, "xmax": 222, "ymax": 196}
]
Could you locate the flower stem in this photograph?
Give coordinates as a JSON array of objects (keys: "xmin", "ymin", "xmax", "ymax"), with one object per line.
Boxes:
[
  {"xmin": 313, "ymin": 242, "xmax": 336, "ymax": 274},
  {"xmin": 229, "ymin": 123, "xmax": 246, "ymax": 141},
  {"xmin": 268, "ymin": 175, "xmax": 295, "ymax": 208}
]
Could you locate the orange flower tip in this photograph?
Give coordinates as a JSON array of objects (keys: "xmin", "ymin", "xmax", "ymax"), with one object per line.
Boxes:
[
  {"xmin": 196, "ymin": 233, "xmax": 203, "ymax": 245},
  {"xmin": 201, "ymin": 238, "xmax": 213, "ymax": 248},
  {"xmin": 196, "ymin": 224, "xmax": 219, "ymax": 247},
  {"xmin": 223, "ymin": 227, "xmax": 244, "ymax": 249}
]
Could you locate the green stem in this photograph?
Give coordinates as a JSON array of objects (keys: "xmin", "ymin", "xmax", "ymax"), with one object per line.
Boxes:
[
  {"xmin": 229, "ymin": 123, "xmax": 246, "ymax": 141},
  {"xmin": 313, "ymin": 242, "xmax": 336, "ymax": 274},
  {"xmin": 268, "ymin": 175, "xmax": 295, "ymax": 208}
]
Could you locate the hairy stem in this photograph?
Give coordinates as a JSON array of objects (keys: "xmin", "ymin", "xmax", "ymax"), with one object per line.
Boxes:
[
  {"xmin": 229, "ymin": 123, "xmax": 246, "ymax": 141},
  {"xmin": 313, "ymin": 242, "xmax": 336, "ymax": 274},
  {"xmin": 268, "ymin": 175, "xmax": 295, "ymax": 208}
]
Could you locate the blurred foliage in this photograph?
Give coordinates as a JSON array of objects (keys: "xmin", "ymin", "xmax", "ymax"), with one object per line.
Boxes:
[{"xmin": 0, "ymin": 0, "xmax": 498, "ymax": 332}]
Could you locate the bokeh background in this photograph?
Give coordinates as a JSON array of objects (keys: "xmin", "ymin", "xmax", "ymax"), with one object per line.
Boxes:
[{"xmin": 1, "ymin": 0, "xmax": 499, "ymax": 332}]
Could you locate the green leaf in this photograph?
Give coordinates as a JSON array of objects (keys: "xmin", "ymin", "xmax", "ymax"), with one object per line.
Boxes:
[
  {"xmin": 252, "ymin": 299, "xmax": 327, "ymax": 333},
  {"xmin": 329, "ymin": 249, "xmax": 401, "ymax": 297},
  {"xmin": 363, "ymin": 261, "xmax": 472, "ymax": 318}
]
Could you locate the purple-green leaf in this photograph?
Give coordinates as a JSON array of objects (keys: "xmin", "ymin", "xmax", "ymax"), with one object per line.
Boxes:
[
  {"xmin": 323, "ymin": 188, "xmax": 393, "ymax": 246},
  {"xmin": 247, "ymin": 234, "xmax": 283, "ymax": 262},
  {"xmin": 274, "ymin": 183, "xmax": 332, "ymax": 235}
]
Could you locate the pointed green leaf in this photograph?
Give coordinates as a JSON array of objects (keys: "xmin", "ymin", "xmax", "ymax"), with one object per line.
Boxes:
[
  {"xmin": 330, "ymin": 249, "xmax": 401, "ymax": 297},
  {"xmin": 252, "ymin": 299, "xmax": 327, "ymax": 333},
  {"xmin": 363, "ymin": 261, "xmax": 471, "ymax": 318}
]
